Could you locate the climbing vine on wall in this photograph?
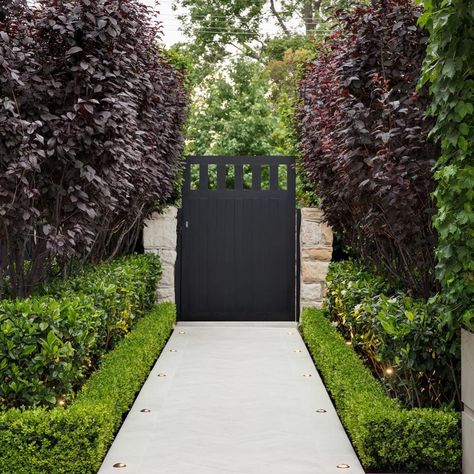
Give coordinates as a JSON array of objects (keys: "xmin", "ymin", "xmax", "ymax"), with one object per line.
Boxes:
[{"xmin": 419, "ymin": 0, "xmax": 474, "ymax": 330}]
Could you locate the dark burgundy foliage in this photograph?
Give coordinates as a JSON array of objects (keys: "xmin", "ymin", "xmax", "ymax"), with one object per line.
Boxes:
[
  {"xmin": 0, "ymin": 0, "xmax": 186, "ymax": 297},
  {"xmin": 299, "ymin": 0, "xmax": 439, "ymax": 297}
]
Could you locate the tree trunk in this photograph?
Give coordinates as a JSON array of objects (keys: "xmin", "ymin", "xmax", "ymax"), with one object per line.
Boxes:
[
  {"xmin": 269, "ymin": 0, "xmax": 290, "ymax": 35},
  {"xmin": 303, "ymin": 0, "xmax": 320, "ymax": 34}
]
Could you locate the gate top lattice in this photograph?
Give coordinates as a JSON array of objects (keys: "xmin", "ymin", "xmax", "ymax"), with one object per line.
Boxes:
[{"xmin": 183, "ymin": 155, "xmax": 295, "ymax": 198}]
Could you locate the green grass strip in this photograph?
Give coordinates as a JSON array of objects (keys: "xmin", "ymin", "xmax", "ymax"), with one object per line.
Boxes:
[
  {"xmin": 0, "ymin": 303, "xmax": 175, "ymax": 474},
  {"xmin": 301, "ymin": 308, "xmax": 461, "ymax": 473}
]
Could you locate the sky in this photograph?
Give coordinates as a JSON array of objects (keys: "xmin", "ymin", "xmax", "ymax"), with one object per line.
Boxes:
[
  {"xmin": 142, "ymin": 0, "xmax": 299, "ymax": 48},
  {"xmin": 142, "ymin": 0, "xmax": 187, "ymax": 47}
]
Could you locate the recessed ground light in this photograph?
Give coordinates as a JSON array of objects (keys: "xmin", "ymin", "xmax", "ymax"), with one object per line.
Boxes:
[
  {"xmin": 384, "ymin": 367, "xmax": 394, "ymax": 376},
  {"xmin": 169, "ymin": 349, "xmax": 178, "ymax": 352},
  {"xmin": 288, "ymin": 331, "xmax": 294, "ymax": 335},
  {"xmin": 157, "ymin": 373, "xmax": 167, "ymax": 377},
  {"xmin": 336, "ymin": 464, "xmax": 350, "ymax": 469},
  {"xmin": 316, "ymin": 409, "xmax": 327, "ymax": 413},
  {"xmin": 294, "ymin": 349, "xmax": 302, "ymax": 352},
  {"xmin": 113, "ymin": 463, "xmax": 127, "ymax": 468},
  {"xmin": 140, "ymin": 409, "xmax": 151, "ymax": 413},
  {"xmin": 178, "ymin": 330, "xmax": 186, "ymax": 334},
  {"xmin": 57, "ymin": 398, "xmax": 66, "ymax": 407},
  {"xmin": 345, "ymin": 341, "xmax": 352, "ymax": 346},
  {"xmin": 303, "ymin": 373, "xmax": 313, "ymax": 378}
]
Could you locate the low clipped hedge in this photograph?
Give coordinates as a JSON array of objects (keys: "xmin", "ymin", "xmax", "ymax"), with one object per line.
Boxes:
[
  {"xmin": 0, "ymin": 303, "xmax": 175, "ymax": 474},
  {"xmin": 0, "ymin": 254, "xmax": 161, "ymax": 409},
  {"xmin": 301, "ymin": 308, "xmax": 461, "ymax": 473}
]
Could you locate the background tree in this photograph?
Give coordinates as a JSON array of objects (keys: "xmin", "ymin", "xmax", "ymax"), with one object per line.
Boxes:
[
  {"xmin": 185, "ymin": 59, "xmax": 276, "ymax": 157},
  {"xmin": 171, "ymin": 0, "xmax": 359, "ymax": 205},
  {"xmin": 173, "ymin": 0, "xmax": 359, "ymax": 63},
  {"xmin": 265, "ymin": 44, "xmax": 318, "ymax": 205}
]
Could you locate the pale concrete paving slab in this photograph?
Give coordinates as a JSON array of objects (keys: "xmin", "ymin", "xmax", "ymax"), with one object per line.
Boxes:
[{"xmin": 98, "ymin": 323, "xmax": 365, "ymax": 474}]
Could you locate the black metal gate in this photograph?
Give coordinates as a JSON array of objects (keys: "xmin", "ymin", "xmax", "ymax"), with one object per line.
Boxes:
[{"xmin": 178, "ymin": 156, "xmax": 296, "ymax": 322}]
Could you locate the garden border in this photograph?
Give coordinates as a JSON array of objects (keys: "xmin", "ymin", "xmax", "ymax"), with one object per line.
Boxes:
[
  {"xmin": 300, "ymin": 308, "xmax": 461, "ymax": 473},
  {"xmin": 0, "ymin": 303, "xmax": 176, "ymax": 474}
]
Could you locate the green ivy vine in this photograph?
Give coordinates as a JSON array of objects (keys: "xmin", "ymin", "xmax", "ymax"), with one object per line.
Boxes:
[{"xmin": 419, "ymin": 0, "xmax": 474, "ymax": 331}]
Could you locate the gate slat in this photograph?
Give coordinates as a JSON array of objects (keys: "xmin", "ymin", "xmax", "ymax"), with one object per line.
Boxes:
[
  {"xmin": 252, "ymin": 164, "xmax": 261, "ymax": 191},
  {"xmin": 234, "ymin": 164, "xmax": 243, "ymax": 190},
  {"xmin": 199, "ymin": 163, "xmax": 208, "ymax": 190},
  {"xmin": 269, "ymin": 164, "xmax": 279, "ymax": 191}
]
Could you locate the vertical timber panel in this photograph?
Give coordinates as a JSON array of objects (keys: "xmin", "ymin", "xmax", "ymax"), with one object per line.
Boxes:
[{"xmin": 180, "ymin": 156, "xmax": 296, "ymax": 322}]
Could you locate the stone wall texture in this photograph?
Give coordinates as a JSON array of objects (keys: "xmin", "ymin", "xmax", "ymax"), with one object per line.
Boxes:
[
  {"xmin": 300, "ymin": 208, "xmax": 333, "ymax": 309},
  {"xmin": 143, "ymin": 207, "xmax": 178, "ymax": 303},
  {"xmin": 462, "ymin": 329, "xmax": 474, "ymax": 474}
]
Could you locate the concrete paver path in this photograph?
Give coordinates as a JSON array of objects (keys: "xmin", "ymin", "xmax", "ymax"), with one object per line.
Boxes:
[{"xmin": 99, "ymin": 323, "xmax": 364, "ymax": 474}]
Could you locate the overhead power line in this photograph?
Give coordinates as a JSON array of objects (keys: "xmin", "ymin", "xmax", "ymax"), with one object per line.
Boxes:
[{"xmin": 162, "ymin": 26, "xmax": 334, "ymax": 33}]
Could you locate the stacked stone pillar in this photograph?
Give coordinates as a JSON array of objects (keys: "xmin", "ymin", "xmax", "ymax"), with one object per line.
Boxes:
[
  {"xmin": 143, "ymin": 207, "xmax": 178, "ymax": 303},
  {"xmin": 300, "ymin": 208, "xmax": 333, "ymax": 308}
]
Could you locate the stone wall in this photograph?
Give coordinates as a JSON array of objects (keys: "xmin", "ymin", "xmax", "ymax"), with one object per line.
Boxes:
[
  {"xmin": 143, "ymin": 207, "xmax": 178, "ymax": 303},
  {"xmin": 143, "ymin": 206, "xmax": 334, "ymax": 312},
  {"xmin": 300, "ymin": 208, "xmax": 333, "ymax": 309},
  {"xmin": 462, "ymin": 329, "xmax": 474, "ymax": 474}
]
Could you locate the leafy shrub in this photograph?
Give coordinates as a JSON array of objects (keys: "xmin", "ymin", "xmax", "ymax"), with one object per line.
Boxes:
[
  {"xmin": 325, "ymin": 260, "xmax": 388, "ymax": 340},
  {"xmin": 326, "ymin": 261, "xmax": 460, "ymax": 408},
  {"xmin": 299, "ymin": 0, "xmax": 438, "ymax": 297},
  {"xmin": 369, "ymin": 293, "xmax": 460, "ymax": 407},
  {"xmin": 0, "ymin": 303, "xmax": 175, "ymax": 474},
  {"xmin": 0, "ymin": 0, "xmax": 186, "ymax": 298},
  {"xmin": 0, "ymin": 254, "xmax": 161, "ymax": 408},
  {"xmin": 301, "ymin": 308, "xmax": 461, "ymax": 472},
  {"xmin": 0, "ymin": 296, "xmax": 103, "ymax": 408},
  {"xmin": 42, "ymin": 254, "xmax": 161, "ymax": 352},
  {"xmin": 419, "ymin": 1, "xmax": 474, "ymax": 331}
]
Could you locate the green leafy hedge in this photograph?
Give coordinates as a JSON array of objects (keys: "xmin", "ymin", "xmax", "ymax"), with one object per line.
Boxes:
[
  {"xmin": 0, "ymin": 296, "xmax": 103, "ymax": 408},
  {"xmin": 42, "ymin": 253, "xmax": 161, "ymax": 351},
  {"xmin": 419, "ymin": 1, "xmax": 474, "ymax": 331},
  {"xmin": 0, "ymin": 303, "xmax": 175, "ymax": 474},
  {"xmin": 326, "ymin": 260, "xmax": 460, "ymax": 408},
  {"xmin": 0, "ymin": 254, "xmax": 161, "ymax": 408},
  {"xmin": 301, "ymin": 308, "xmax": 461, "ymax": 472}
]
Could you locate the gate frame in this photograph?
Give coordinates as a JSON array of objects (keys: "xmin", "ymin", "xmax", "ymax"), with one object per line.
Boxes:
[{"xmin": 176, "ymin": 155, "xmax": 298, "ymax": 322}]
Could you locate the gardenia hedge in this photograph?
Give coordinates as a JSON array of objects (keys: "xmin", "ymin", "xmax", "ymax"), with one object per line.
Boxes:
[
  {"xmin": 301, "ymin": 308, "xmax": 461, "ymax": 473},
  {"xmin": 0, "ymin": 303, "xmax": 176, "ymax": 474},
  {"xmin": 326, "ymin": 261, "xmax": 460, "ymax": 409},
  {"xmin": 0, "ymin": 254, "xmax": 161, "ymax": 409}
]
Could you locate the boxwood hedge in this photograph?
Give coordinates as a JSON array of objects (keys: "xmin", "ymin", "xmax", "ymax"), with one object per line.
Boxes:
[
  {"xmin": 301, "ymin": 308, "xmax": 461, "ymax": 473},
  {"xmin": 0, "ymin": 303, "xmax": 175, "ymax": 474}
]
